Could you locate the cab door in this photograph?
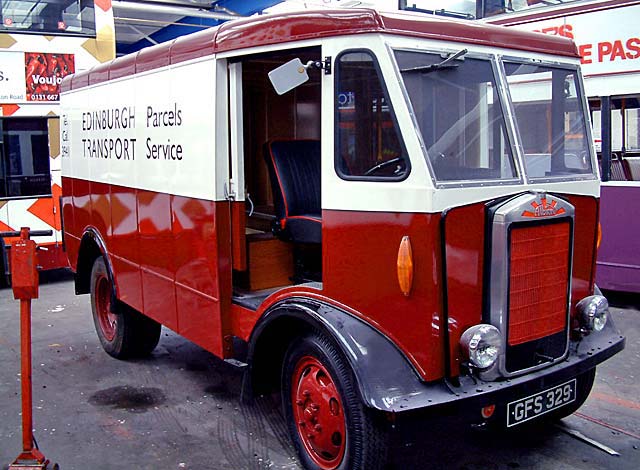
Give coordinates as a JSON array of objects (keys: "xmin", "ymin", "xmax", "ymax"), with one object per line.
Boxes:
[
  {"xmin": 319, "ymin": 38, "xmax": 443, "ymax": 379},
  {"xmin": 225, "ymin": 47, "xmax": 324, "ymax": 305}
]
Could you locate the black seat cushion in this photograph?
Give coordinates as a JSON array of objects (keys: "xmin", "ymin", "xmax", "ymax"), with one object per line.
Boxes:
[{"xmin": 264, "ymin": 140, "xmax": 321, "ymax": 243}]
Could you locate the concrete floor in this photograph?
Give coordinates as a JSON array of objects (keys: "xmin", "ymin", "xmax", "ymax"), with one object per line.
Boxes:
[{"xmin": 0, "ymin": 270, "xmax": 638, "ymax": 470}]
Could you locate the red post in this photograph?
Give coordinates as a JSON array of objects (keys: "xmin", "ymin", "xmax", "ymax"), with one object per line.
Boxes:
[{"xmin": 9, "ymin": 227, "xmax": 50, "ymax": 470}]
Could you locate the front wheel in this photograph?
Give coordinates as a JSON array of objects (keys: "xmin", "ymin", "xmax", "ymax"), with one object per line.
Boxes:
[
  {"xmin": 282, "ymin": 332, "xmax": 389, "ymax": 470},
  {"xmin": 90, "ymin": 256, "xmax": 160, "ymax": 359}
]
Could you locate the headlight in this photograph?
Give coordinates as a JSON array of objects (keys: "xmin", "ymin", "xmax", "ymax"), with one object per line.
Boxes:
[
  {"xmin": 460, "ymin": 324, "xmax": 502, "ymax": 369},
  {"xmin": 576, "ymin": 295, "xmax": 609, "ymax": 332}
]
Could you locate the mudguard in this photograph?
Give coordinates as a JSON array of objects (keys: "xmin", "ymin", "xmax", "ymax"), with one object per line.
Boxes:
[
  {"xmin": 250, "ymin": 297, "xmax": 432, "ymax": 413},
  {"xmin": 78, "ymin": 227, "xmax": 117, "ymax": 304}
]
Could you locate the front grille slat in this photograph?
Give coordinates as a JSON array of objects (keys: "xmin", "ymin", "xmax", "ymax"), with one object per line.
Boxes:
[{"xmin": 508, "ymin": 222, "xmax": 570, "ymax": 347}]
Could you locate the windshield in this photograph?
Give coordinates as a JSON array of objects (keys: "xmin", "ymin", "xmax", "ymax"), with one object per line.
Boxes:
[
  {"xmin": 503, "ymin": 61, "xmax": 594, "ymax": 179},
  {"xmin": 395, "ymin": 50, "xmax": 518, "ymax": 184}
]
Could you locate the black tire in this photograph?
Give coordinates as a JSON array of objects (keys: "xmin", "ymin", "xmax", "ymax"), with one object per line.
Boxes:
[
  {"xmin": 282, "ymin": 331, "xmax": 389, "ymax": 470},
  {"xmin": 90, "ymin": 256, "xmax": 160, "ymax": 359}
]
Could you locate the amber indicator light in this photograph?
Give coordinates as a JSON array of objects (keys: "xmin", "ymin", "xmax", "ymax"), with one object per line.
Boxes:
[{"xmin": 397, "ymin": 235, "xmax": 414, "ymax": 297}]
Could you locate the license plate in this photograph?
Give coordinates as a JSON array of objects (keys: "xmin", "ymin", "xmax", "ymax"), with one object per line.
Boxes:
[{"xmin": 507, "ymin": 379, "xmax": 577, "ymax": 427}]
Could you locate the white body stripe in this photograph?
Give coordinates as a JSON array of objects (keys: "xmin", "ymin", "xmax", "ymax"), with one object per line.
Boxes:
[{"xmin": 62, "ymin": 58, "xmax": 222, "ymax": 201}]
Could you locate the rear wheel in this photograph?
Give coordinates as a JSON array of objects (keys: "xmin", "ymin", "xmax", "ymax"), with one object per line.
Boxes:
[
  {"xmin": 282, "ymin": 332, "xmax": 388, "ymax": 470},
  {"xmin": 90, "ymin": 256, "xmax": 160, "ymax": 358}
]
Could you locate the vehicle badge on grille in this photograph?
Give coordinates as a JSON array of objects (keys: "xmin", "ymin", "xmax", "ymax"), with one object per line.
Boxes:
[{"xmin": 521, "ymin": 195, "xmax": 566, "ymax": 218}]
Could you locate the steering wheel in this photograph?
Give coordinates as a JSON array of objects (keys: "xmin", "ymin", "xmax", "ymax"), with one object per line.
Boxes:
[{"xmin": 363, "ymin": 157, "xmax": 406, "ymax": 176}]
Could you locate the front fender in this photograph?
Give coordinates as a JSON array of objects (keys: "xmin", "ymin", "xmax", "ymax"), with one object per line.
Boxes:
[{"xmin": 248, "ymin": 297, "xmax": 430, "ymax": 412}]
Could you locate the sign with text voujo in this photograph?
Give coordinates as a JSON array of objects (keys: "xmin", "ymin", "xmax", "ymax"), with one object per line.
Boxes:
[
  {"xmin": 0, "ymin": 51, "xmax": 75, "ymax": 104},
  {"xmin": 25, "ymin": 52, "xmax": 75, "ymax": 102},
  {"xmin": 0, "ymin": 51, "xmax": 27, "ymax": 102}
]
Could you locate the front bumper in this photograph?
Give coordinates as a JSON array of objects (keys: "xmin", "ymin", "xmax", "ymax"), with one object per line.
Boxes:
[{"xmin": 376, "ymin": 321, "xmax": 624, "ymax": 415}]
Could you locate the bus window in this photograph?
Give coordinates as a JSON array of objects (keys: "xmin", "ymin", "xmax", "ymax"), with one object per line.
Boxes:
[
  {"xmin": 592, "ymin": 100, "xmax": 640, "ymax": 154},
  {"xmin": 591, "ymin": 97, "xmax": 640, "ymax": 181},
  {"xmin": 0, "ymin": 118, "xmax": 51, "ymax": 198},
  {"xmin": 504, "ymin": 61, "xmax": 594, "ymax": 179},
  {"xmin": 335, "ymin": 50, "xmax": 409, "ymax": 180},
  {"xmin": 0, "ymin": 1, "xmax": 96, "ymax": 35}
]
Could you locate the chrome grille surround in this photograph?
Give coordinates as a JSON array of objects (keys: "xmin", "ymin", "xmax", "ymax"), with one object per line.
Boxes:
[{"xmin": 483, "ymin": 191, "xmax": 575, "ymax": 380}]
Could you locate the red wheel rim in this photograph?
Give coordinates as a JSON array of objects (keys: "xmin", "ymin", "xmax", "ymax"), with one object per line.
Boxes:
[
  {"xmin": 95, "ymin": 274, "xmax": 117, "ymax": 341},
  {"xmin": 291, "ymin": 356, "xmax": 346, "ymax": 469}
]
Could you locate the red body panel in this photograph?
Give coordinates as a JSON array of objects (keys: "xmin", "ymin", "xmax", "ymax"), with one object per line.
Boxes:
[
  {"xmin": 138, "ymin": 190, "xmax": 177, "ymax": 330},
  {"xmin": 565, "ymin": 195, "xmax": 599, "ymax": 309},
  {"xmin": 322, "ymin": 210, "xmax": 445, "ymax": 381},
  {"xmin": 62, "ymin": 178, "xmax": 231, "ymax": 357},
  {"xmin": 71, "ymin": 178, "xmax": 92, "ymax": 248},
  {"xmin": 169, "ymin": 29, "xmax": 217, "ymax": 65},
  {"xmin": 110, "ymin": 186, "xmax": 142, "ymax": 310},
  {"xmin": 136, "ymin": 42, "xmax": 172, "ymax": 73},
  {"xmin": 173, "ymin": 196, "xmax": 230, "ymax": 354},
  {"xmin": 90, "ymin": 179, "xmax": 111, "ymax": 249},
  {"xmin": 443, "ymin": 203, "xmax": 486, "ymax": 377},
  {"xmin": 88, "ymin": 62, "xmax": 110, "ymax": 86},
  {"xmin": 61, "ymin": 177, "xmax": 77, "ymax": 267},
  {"xmin": 108, "ymin": 54, "xmax": 137, "ymax": 81}
]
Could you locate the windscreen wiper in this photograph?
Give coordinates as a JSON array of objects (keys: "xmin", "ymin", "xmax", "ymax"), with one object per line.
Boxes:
[{"xmin": 400, "ymin": 48, "xmax": 468, "ymax": 73}]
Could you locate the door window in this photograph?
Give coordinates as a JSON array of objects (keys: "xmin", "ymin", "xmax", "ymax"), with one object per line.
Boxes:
[{"xmin": 335, "ymin": 50, "xmax": 409, "ymax": 180}]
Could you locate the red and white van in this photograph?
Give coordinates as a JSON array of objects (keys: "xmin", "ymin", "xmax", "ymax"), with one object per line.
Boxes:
[{"xmin": 60, "ymin": 9, "xmax": 624, "ymax": 469}]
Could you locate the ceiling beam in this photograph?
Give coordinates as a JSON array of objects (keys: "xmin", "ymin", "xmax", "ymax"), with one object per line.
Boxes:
[{"xmin": 112, "ymin": 1, "xmax": 243, "ymax": 21}]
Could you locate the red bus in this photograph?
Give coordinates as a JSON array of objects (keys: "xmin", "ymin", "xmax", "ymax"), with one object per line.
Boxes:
[{"xmin": 60, "ymin": 9, "xmax": 624, "ymax": 469}]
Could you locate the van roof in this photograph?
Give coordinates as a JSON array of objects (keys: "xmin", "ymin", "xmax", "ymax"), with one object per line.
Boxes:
[{"xmin": 63, "ymin": 8, "xmax": 579, "ymax": 91}]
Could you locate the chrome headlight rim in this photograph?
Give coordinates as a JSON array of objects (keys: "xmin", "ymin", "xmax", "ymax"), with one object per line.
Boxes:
[
  {"xmin": 460, "ymin": 324, "xmax": 503, "ymax": 370},
  {"xmin": 576, "ymin": 294, "xmax": 609, "ymax": 333}
]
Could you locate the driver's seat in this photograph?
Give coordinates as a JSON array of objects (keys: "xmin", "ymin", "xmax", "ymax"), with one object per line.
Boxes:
[{"xmin": 264, "ymin": 140, "xmax": 321, "ymax": 244}]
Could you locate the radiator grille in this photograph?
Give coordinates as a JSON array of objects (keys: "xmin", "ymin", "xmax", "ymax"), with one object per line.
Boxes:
[{"xmin": 508, "ymin": 222, "xmax": 570, "ymax": 346}]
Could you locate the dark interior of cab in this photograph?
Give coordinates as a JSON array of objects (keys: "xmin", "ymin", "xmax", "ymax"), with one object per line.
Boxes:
[{"xmin": 231, "ymin": 47, "xmax": 323, "ymax": 306}]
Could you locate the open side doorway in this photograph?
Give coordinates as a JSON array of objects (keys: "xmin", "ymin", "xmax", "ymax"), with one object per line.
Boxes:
[{"xmin": 228, "ymin": 46, "xmax": 323, "ymax": 310}]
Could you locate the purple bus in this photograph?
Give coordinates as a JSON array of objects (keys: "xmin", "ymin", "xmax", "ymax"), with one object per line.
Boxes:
[
  {"xmin": 598, "ymin": 181, "xmax": 640, "ymax": 293},
  {"xmin": 483, "ymin": 0, "xmax": 640, "ymax": 293},
  {"xmin": 595, "ymin": 95, "xmax": 640, "ymax": 293}
]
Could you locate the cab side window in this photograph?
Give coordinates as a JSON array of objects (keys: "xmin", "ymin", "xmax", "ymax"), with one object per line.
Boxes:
[{"xmin": 335, "ymin": 51, "xmax": 408, "ymax": 180}]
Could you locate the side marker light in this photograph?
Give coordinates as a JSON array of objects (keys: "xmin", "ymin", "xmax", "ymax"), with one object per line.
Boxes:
[{"xmin": 397, "ymin": 236, "xmax": 414, "ymax": 297}]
